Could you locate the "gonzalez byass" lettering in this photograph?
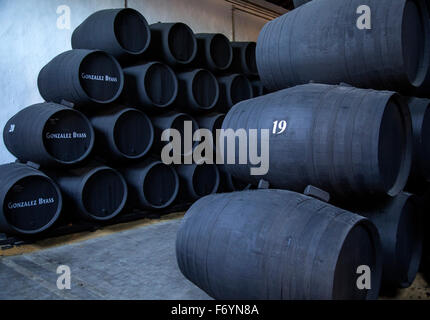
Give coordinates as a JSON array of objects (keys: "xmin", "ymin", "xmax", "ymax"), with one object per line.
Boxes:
[
  {"xmin": 81, "ymin": 73, "xmax": 118, "ymax": 82},
  {"xmin": 8, "ymin": 197, "xmax": 55, "ymax": 209},
  {"xmin": 46, "ymin": 132, "xmax": 87, "ymax": 139}
]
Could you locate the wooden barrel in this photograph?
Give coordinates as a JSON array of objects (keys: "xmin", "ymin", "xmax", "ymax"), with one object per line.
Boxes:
[
  {"xmin": 175, "ymin": 69, "xmax": 220, "ymax": 112},
  {"xmin": 337, "ymin": 193, "xmax": 423, "ymax": 289},
  {"xmin": 71, "ymin": 8, "xmax": 151, "ymax": 61},
  {"xmin": 122, "ymin": 62, "xmax": 178, "ymax": 111},
  {"xmin": 0, "ymin": 163, "xmax": 62, "ymax": 235},
  {"xmin": 45, "ymin": 165, "xmax": 127, "ymax": 222},
  {"xmin": 149, "ymin": 22, "xmax": 197, "ymax": 66},
  {"xmin": 176, "ymin": 189, "xmax": 382, "ymax": 299},
  {"xmin": 89, "ymin": 106, "xmax": 154, "ymax": 162},
  {"xmin": 176, "ymin": 164, "xmax": 220, "ymax": 200},
  {"xmin": 229, "ymin": 42, "xmax": 258, "ymax": 76},
  {"xmin": 38, "ymin": 49, "xmax": 124, "ymax": 105},
  {"xmin": 3, "ymin": 103, "xmax": 94, "ymax": 167},
  {"xmin": 151, "ymin": 112, "xmax": 199, "ymax": 157},
  {"xmin": 257, "ymin": 0, "xmax": 430, "ymax": 93},
  {"xmin": 406, "ymin": 97, "xmax": 430, "ymax": 190},
  {"xmin": 217, "ymin": 74, "xmax": 253, "ymax": 112},
  {"xmin": 222, "ymin": 83, "xmax": 412, "ymax": 198},
  {"xmin": 195, "ymin": 33, "xmax": 233, "ymax": 72},
  {"xmin": 119, "ymin": 159, "xmax": 179, "ymax": 209}
]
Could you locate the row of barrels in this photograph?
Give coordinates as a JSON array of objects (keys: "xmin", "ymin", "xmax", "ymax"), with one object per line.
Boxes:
[
  {"xmin": 175, "ymin": 0, "xmax": 430, "ymax": 300},
  {"xmin": 177, "ymin": 187, "xmax": 424, "ymax": 299},
  {"xmin": 220, "ymin": 84, "xmax": 430, "ymax": 196},
  {"xmin": 37, "ymin": 8, "xmax": 261, "ymax": 112},
  {"xmin": 0, "ymin": 160, "xmax": 245, "ymax": 236},
  {"xmin": 257, "ymin": 0, "xmax": 430, "ymax": 97},
  {"xmin": 70, "ymin": 8, "xmax": 258, "ymax": 74},
  {"xmin": 37, "ymin": 51, "xmax": 258, "ymax": 113},
  {"xmin": 3, "ymin": 102, "xmax": 229, "ymax": 166},
  {"xmin": 176, "ymin": 83, "xmax": 430, "ymax": 299}
]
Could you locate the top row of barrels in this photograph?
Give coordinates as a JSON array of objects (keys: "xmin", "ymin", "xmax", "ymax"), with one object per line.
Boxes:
[
  {"xmin": 71, "ymin": 8, "xmax": 258, "ymax": 74},
  {"xmin": 257, "ymin": 0, "xmax": 430, "ymax": 97},
  {"xmin": 37, "ymin": 8, "xmax": 259, "ymax": 112}
]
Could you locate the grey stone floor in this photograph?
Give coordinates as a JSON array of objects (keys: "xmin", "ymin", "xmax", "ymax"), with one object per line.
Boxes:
[{"xmin": 0, "ymin": 218, "xmax": 211, "ymax": 300}]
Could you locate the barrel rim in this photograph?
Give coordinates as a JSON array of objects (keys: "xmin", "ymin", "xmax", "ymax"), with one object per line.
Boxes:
[
  {"xmin": 395, "ymin": 193, "xmax": 423, "ymax": 288},
  {"xmin": 2, "ymin": 170, "xmax": 62, "ymax": 235},
  {"xmin": 226, "ymin": 74, "xmax": 254, "ymax": 107},
  {"xmin": 332, "ymin": 218, "xmax": 382, "ymax": 300},
  {"xmin": 401, "ymin": 0, "xmax": 430, "ymax": 87},
  {"xmin": 79, "ymin": 166, "xmax": 128, "ymax": 220},
  {"xmin": 42, "ymin": 108, "xmax": 95, "ymax": 165},
  {"xmin": 141, "ymin": 161, "xmax": 179, "ymax": 209},
  {"xmin": 191, "ymin": 164, "xmax": 220, "ymax": 197},
  {"xmin": 205, "ymin": 33, "xmax": 233, "ymax": 71},
  {"xmin": 189, "ymin": 69, "xmax": 220, "ymax": 110},
  {"xmin": 166, "ymin": 22, "xmax": 198, "ymax": 65},
  {"xmin": 78, "ymin": 50, "xmax": 125, "ymax": 104},
  {"xmin": 143, "ymin": 62, "xmax": 179, "ymax": 108},
  {"xmin": 378, "ymin": 94, "xmax": 412, "ymax": 197},
  {"xmin": 113, "ymin": 8, "xmax": 151, "ymax": 55},
  {"xmin": 112, "ymin": 108, "xmax": 155, "ymax": 159}
]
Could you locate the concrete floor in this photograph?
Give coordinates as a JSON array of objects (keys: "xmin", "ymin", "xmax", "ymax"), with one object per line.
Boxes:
[
  {"xmin": 0, "ymin": 216, "xmax": 210, "ymax": 300},
  {"xmin": 0, "ymin": 213, "xmax": 429, "ymax": 300}
]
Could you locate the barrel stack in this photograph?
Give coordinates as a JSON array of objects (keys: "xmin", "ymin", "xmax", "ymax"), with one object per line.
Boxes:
[
  {"xmin": 176, "ymin": 0, "xmax": 430, "ymax": 300},
  {"xmin": 0, "ymin": 8, "xmax": 258, "ymax": 236},
  {"xmin": 2, "ymin": 1, "xmax": 427, "ymax": 301}
]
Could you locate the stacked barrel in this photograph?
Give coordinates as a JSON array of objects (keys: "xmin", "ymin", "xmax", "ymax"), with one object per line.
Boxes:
[
  {"xmin": 176, "ymin": 0, "xmax": 430, "ymax": 300},
  {"xmin": 0, "ymin": 8, "xmax": 258, "ymax": 237}
]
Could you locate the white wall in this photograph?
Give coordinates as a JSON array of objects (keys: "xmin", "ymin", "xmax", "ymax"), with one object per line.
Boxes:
[{"xmin": 0, "ymin": 0, "xmax": 272, "ymax": 163}]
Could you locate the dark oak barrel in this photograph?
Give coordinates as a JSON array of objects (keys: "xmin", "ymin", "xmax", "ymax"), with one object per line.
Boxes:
[
  {"xmin": 176, "ymin": 189, "xmax": 382, "ymax": 299},
  {"xmin": 45, "ymin": 165, "xmax": 128, "ymax": 222},
  {"xmin": 89, "ymin": 106, "xmax": 154, "ymax": 162},
  {"xmin": 72, "ymin": 8, "xmax": 151, "ymax": 61},
  {"xmin": 0, "ymin": 163, "xmax": 62, "ymax": 235},
  {"xmin": 38, "ymin": 49, "xmax": 124, "ymax": 105},
  {"xmin": 222, "ymin": 83, "xmax": 412, "ymax": 198},
  {"xmin": 119, "ymin": 159, "xmax": 179, "ymax": 210},
  {"xmin": 3, "ymin": 103, "xmax": 94, "ymax": 167}
]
